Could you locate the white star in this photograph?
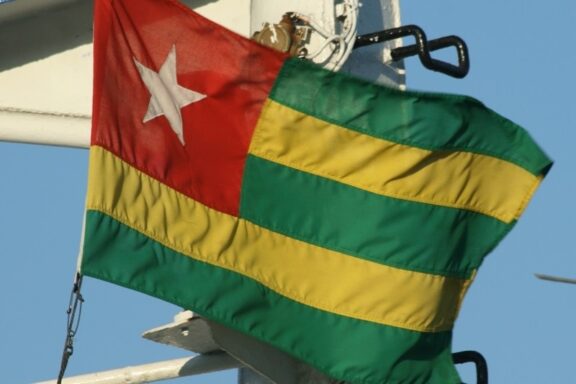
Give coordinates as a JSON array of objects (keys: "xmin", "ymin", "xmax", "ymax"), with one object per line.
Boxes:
[{"xmin": 134, "ymin": 45, "xmax": 206, "ymax": 145}]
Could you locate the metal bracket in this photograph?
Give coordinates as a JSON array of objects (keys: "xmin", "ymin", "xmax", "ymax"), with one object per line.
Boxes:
[
  {"xmin": 143, "ymin": 311, "xmax": 340, "ymax": 383},
  {"xmin": 354, "ymin": 25, "xmax": 469, "ymax": 78}
]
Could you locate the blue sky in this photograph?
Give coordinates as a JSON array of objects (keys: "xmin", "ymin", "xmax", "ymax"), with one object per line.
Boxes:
[{"xmin": 1, "ymin": 1, "xmax": 575, "ymax": 383}]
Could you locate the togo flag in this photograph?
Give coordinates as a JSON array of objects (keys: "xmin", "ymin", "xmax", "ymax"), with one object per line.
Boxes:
[{"xmin": 81, "ymin": 0, "xmax": 552, "ymax": 382}]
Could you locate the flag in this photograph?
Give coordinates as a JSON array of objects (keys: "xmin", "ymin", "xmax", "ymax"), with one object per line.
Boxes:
[{"xmin": 81, "ymin": 0, "xmax": 552, "ymax": 382}]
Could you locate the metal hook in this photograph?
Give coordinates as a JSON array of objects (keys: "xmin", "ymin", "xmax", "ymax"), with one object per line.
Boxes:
[
  {"xmin": 354, "ymin": 25, "xmax": 470, "ymax": 78},
  {"xmin": 453, "ymin": 350, "xmax": 489, "ymax": 384}
]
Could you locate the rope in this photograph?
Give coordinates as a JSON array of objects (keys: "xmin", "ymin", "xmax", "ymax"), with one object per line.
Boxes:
[
  {"xmin": 57, "ymin": 273, "xmax": 84, "ymax": 384},
  {"xmin": 293, "ymin": 0, "xmax": 360, "ymax": 71}
]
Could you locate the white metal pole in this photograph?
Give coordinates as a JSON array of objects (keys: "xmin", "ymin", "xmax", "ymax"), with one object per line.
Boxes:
[
  {"xmin": 36, "ymin": 354, "xmax": 242, "ymax": 384},
  {"xmin": 0, "ymin": 107, "xmax": 90, "ymax": 148}
]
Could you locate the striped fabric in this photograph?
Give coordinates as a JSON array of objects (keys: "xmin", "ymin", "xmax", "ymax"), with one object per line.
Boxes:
[{"xmin": 82, "ymin": 0, "xmax": 552, "ymax": 383}]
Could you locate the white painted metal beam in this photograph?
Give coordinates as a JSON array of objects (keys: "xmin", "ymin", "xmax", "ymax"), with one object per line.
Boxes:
[
  {"xmin": 0, "ymin": 107, "xmax": 90, "ymax": 148},
  {"xmin": 35, "ymin": 354, "xmax": 242, "ymax": 384}
]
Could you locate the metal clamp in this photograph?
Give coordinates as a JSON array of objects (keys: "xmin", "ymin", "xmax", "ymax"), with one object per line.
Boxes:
[{"xmin": 354, "ymin": 25, "xmax": 470, "ymax": 78}]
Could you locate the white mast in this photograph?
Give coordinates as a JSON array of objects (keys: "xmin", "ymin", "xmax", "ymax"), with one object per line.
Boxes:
[{"xmin": 0, "ymin": 1, "xmax": 404, "ymax": 382}]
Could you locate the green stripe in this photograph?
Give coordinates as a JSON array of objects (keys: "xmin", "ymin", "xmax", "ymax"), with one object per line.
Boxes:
[
  {"xmin": 82, "ymin": 210, "xmax": 460, "ymax": 384},
  {"xmin": 240, "ymin": 155, "xmax": 512, "ymax": 279},
  {"xmin": 271, "ymin": 58, "xmax": 551, "ymax": 176}
]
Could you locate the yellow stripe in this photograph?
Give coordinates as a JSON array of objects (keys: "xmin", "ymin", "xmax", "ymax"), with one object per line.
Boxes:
[
  {"xmin": 249, "ymin": 99, "xmax": 540, "ymax": 223},
  {"xmin": 87, "ymin": 146, "xmax": 471, "ymax": 332}
]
